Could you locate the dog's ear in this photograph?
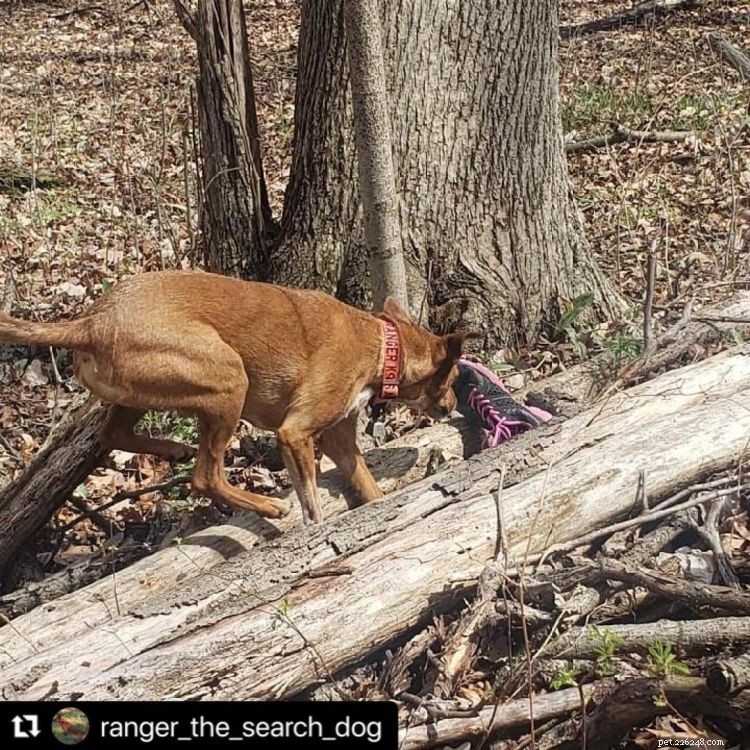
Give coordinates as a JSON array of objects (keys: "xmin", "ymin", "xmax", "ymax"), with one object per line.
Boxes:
[
  {"xmin": 383, "ymin": 296, "xmax": 412, "ymax": 323},
  {"xmin": 443, "ymin": 331, "xmax": 480, "ymax": 361}
]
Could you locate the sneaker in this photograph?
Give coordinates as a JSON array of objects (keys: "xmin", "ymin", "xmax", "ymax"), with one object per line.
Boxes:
[{"xmin": 454, "ymin": 359, "xmax": 551, "ymax": 449}]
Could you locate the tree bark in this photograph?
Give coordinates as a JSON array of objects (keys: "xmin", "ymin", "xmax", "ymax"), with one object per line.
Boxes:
[
  {"xmin": 187, "ymin": 0, "xmax": 276, "ymax": 277},
  {"xmin": 2, "ymin": 348, "xmax": 750, "ymax": 700},
  {"xmin": 343, "ymin": 0, "xmax": 408, "ymax": 310},
  {"xmin": 0, "ymin": 400, "xmax": 112, "ymax": 586},
  {"xmin": 274, "ymin": 0, "xmax": 621, "ymax": 345}
]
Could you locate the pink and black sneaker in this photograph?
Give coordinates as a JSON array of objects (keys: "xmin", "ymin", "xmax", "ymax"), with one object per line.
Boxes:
[{"xmin": 454, "ymin": 359, "xmax": 551, "ymax": 455}]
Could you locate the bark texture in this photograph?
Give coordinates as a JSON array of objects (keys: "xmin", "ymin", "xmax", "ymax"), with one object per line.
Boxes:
[
  {"xmin": 2, "ymin": 348, "xmax": 749, "ymax": 700},
  {"xmin": 0, "ymin": 400, "xmax": 112, "ymax": 584},
  {"xmin": 274, "ymin": 0, "xmax": 620, "ymax": 343},
  {"xmin": 343, "ymin": 0, "xmax": 408, "ymax": 309},
  {"xmin": 192, "ymin": 0, "xmax": 275, "ymax": 277}
]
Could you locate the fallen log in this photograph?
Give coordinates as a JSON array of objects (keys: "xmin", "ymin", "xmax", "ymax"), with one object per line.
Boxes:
[
  {"xmin": 594, "ymin": 558, "xmax": 750, "ymax": 614},
  {"xmin": 398, "ymin": 685, "xmax": 593, "ymax": 750},
  {"xmin": 566, "ymin": 125, "xmax": 693, "ymax": 153},
  {"xmin": 526, "ymin": 291, "xmax": 750, "ymax": 413},
  {"xmin": 0, "ymin": 417, "xmax": 470, "ymax": 652},
  {"xmin": 1, "ymin": 348, "xmax": 749, "ymax": 700},
  {"xmin": 708, "ymin": 33, "xmax": 750, "ymax": 82},
  {"xmin": 0, "ymin": 399, "xmax": 113, "ymax": 584},
  {"xmin": 571, "ymin": 677, "xmax": 750, "ymax": 750},
  {"xmin": 707, "ymin": 653, "xmax": 750, "ymax": 695},
  {"xmin": 546, "ymin": 617, "xmax": 750, "ymax": 660},
  {"xmin": 560, "ymin": 0, "xmax": 698, "ymax": 39}
]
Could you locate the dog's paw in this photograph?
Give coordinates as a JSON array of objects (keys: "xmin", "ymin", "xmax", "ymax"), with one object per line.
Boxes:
[{"xmin": 272, "ymin": 498, "xmax": 292, "ymax": 518}]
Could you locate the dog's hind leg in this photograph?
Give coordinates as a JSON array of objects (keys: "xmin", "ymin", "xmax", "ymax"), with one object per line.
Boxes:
[
  {"xmin": 318, "ymin": 414, "xmax": 383, "ymax": 508},
  {"xmin": 104, "ymin": 406, "xmax": 196, "ymax": 462},
  {"xmin": 193, "ymin": 395, "xmax": 291, "ymax": 520}
]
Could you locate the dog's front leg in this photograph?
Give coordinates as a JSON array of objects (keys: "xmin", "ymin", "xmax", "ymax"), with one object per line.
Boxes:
[
  {"xmin": 276, "ymin": 428, "xmax": 321, "ymax": 524},
  {"xmin": 319, "ymin": 414, "xmax": 383, "ymax": 507}
]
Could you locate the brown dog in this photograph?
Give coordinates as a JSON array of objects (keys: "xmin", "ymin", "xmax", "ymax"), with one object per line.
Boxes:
[{"xmin": 0, "ymin": 271, "xmax": 469, "ymax": 524}]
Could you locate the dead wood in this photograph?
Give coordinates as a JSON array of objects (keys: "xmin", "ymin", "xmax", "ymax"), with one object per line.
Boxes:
[
  {"xmin": 708, "ymin": 33, "xmax": 750, "ymax": 82},
  {"xmin": 593, "ymin": 558, "xmax": 750, "ymax": 614},
  {"xmin": 0, "ymin": 416, "xmax": 470, "ymax": 626},
  {"xmin": 0, "ymin": 542, "xmax": 150, "ymax": 621},
  {"xmin": 566, "ymin": 125, "xmax": 694, "ymax": 153},
  {"xmin": 2, "ymin": 349, "xmax": 750, "ymax": 699},
  {"xmin": 560, "ymin": 0, "xmax": 699, "ymax": 39},
  {"xmin": 545, "ymin": 616, "xmax": 750, "ymax": 660},
  {"xmin": 695, "ymin": 499, "xmax": 741, "ymax": 588},
  {"xmin": 567, "ymin": 677, "xmax": 750, "ymax": 750},
  {"xmin": 0, "ymin": 399, "xmax": 113, "ymax": 584},
  {"xmin": 398, "ymin": 685, "xmax": 593, "ymax": 750},
  {"xmin": 707, "ymin": 653, "xmax": 750, "ymax": 695},
  {"xmin": 525, "ymin": 291, "xmax": 750, "ymax": 413}
]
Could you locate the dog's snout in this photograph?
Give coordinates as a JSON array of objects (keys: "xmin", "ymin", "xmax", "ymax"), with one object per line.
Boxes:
[{"xmin": 427, "ymin": 391, "xmax": 457, "ymax": 420}]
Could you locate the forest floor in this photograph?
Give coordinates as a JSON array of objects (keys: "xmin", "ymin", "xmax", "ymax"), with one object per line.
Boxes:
[{"xmin": 0, "ymin": 0, "xmax": 749, "ymax": 663}]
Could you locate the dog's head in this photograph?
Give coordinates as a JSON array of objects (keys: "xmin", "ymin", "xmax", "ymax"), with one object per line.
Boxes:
[{"xmin": 381, "ymin": 297, "xmax": 476, "ymax": 419}]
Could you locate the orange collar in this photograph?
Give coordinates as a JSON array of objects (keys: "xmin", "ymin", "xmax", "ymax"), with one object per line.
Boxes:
[{"xmin": 380, "ymin": 318, "xmax": 401, "ymax": 399}]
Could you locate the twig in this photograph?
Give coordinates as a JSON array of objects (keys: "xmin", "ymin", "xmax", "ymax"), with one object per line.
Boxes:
[
  {"xmin": 566, "ymin": 124, "xmax": 694, "ymax": 153},
  {"xmin": 399, "ymin": 685, "xmax": 594, "ymax": 750},
  {"xmin": 52, "ymin": 4, "xmax": 110, "ymax": 20},
  {"xmin": 67, "ymin": 495, "xmax": 116, "ymax": 535},
  {"xmin": 58, "ymin": 476, "xmax": 191, "ymax": 533},
  {"xmin": 595, "ymin": 558, "xmax": 750, "ymax": 615},
  {"xmin": 0, "ymin": 430, "xmax": 21, "ymax": 462},
  {"xmin": 643, "ymin": 242, "xmax": 657, "ymax": 350},
  {"xmin": 695, "ymin": 498, "xmax": 741, "ymax": 588},
  {"xmin": 535, "ymin": 484, "xmax": 748, "ymax": 567}
]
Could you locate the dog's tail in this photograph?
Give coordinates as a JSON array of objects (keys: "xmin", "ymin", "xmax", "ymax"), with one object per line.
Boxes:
[{"xmin": 0, "ymin": 313, "xmax": 90, "ymax": 350}]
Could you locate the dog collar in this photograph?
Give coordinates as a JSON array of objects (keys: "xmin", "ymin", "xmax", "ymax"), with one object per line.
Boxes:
[{"xmin": 380, "ymin": 317, "xmax": 401, "ymax": 399}]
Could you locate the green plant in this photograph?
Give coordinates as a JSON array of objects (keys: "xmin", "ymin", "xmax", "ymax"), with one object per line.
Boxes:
[
  {"xmin": 590, "ymin": 624, "xmax": 625, "ymax": 676},
  {"xmin": 646, "ymin": 641, "xmax": 691, "ymax": 678},
  {"xmin": 562, "ymin": 83, "xmax": 655, "ymax": 138},
  {"xmin": 555, "ymin": 292, "xmax": 596, "ymax": 357},
  {"xmin": 603, "ymin": 333, "xmax": 644, "ymax": 365},
  {"xmin": 141, "ymin": 411, "xmax": 198, "ymax": 446},
  {"xmin": 550, "ymin": 665, "xmax": 580, "ymax": 691}
]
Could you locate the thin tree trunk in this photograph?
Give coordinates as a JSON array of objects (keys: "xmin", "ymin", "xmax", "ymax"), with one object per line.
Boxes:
[
  {"xmin": 183, "ymin": 0, "xmax": 276, "ymax": 278},
  {"xmin": 343, "ymin": 0, "xmax": 408, "ymax": 310},
  {"xmin": 274, "ymin": 0, "xmax": 622, "ymax": 345}
]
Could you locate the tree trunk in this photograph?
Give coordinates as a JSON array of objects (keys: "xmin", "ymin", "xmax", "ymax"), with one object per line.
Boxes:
[
  {"xmin": 191, "ymin": 0, "xmax": 276, "ymax": 277},
  {"xmin": 343, "ymin": 0, "xmax": 409, "ymax": 310},
  {"xmin": 3, "ymin": 347, "xmax": 749, "ymax": 700},
  {"xmin": 273, "ymin": 0, "xmax": 621, "ymax": 344}
]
